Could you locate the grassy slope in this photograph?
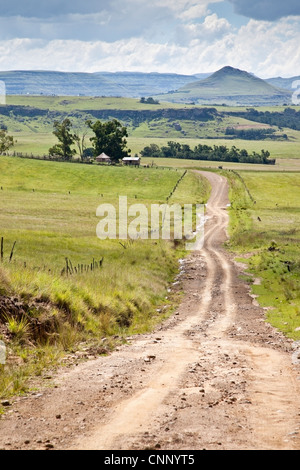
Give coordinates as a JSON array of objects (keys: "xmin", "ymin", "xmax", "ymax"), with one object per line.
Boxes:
[
  {"xmin": 5, "ymin": 95, "xmax": 190, "ymax": 111},
  {"xmin": 2, "ymin": 96, "xmax": 299, "ymax": 164},
  {"xmin": 0, "ymin": 156, "xmax": 210, "ymax": 399},
  {"xmin": 154, "ymin": 67, "xmax": 291, "ymax": 104},
  {"xmin": 226, "ymin": 170, "xmax": 300, "ymax": 341}
]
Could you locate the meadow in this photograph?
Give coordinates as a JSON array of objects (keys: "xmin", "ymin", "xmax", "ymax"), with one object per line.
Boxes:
[
  {"xmin": 1, "ymin": 93, "xmax": 300, "ymax": 400},
  {"xmin": 2, "ymin": 95, "xmax": 300, "ymax": 163},
  {"xmin": 0, "ymin": 155, "xmax": 210, "ymax": 399},
  {"xmin": 226, "ymin": 170, "xmax": 300, "ymax": 341}
]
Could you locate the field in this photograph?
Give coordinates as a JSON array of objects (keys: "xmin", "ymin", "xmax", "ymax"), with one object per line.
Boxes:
[
  {"xmin": 0, "ymin": 156, "xmax": 210, "ymax": 398},
  {"xmin": 2, "ymin": 95, "xmax": 300, "ymax": 165},
  {"xmin": 1, "ymin": 94, "xmax": 300, "ymax": 402},
  {"xmin": 226, "ymin": 170, "xmax": 300, "ymax": 340}
]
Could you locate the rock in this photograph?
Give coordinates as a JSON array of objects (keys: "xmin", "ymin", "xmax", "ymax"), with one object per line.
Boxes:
[
  {"xmin": 45, "ymin": 443, "xmax": 55, "ymax": 449},
  {"xmin": 1, "ymin": 400, "xmax": 11, "ymax": 407},
  {"xmin": 144, "ymin": 355, "xmax": 156, "ymax": 362}
]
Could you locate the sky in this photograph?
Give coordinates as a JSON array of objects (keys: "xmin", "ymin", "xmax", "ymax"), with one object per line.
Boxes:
[{"xmin": 0, "ymin": 0, "xmax": 299, "ymax": 77}]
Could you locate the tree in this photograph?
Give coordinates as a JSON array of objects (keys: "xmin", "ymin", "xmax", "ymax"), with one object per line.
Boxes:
[
  {"xmin": 74, "ymin": 131, "xmax": 88, "ymax": 161},
  {"xmin": 0, "ymin": 129, "xmax": 15, "ymax": 154},
  {"xmin": 140, "ymin": 143, "xmax": 161, "ymax": 158},
  {"xmin": 49, "ymin": 119, "xmax": 76, "ymax": 160},
  {"xmin": 87, "ymin": 119, "xmax": 130, "ymax": 163}
]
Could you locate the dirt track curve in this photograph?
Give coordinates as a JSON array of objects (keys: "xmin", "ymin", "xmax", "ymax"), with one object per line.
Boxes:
[{"xmin": 1, "ymin": 171, "xmax": 300, "ymax": 451}]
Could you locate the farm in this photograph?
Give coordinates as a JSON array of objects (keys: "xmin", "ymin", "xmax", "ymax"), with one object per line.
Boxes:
[
  {"xmin": 0, "ymin": 94, "xmax": 300, "ymax": 450},
  {"xmin": 0, "ymin": 155, "xmax": 210, "ymax": 398}
]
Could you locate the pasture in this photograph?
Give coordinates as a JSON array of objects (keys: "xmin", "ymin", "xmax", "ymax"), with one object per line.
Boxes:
[
  {"xmin": 0, "ymin": 156, "xmax": 210, "ymax": 398},
  {"xmin": 227, "ymin": 170, "xmax": 300, "ymax": 340}
]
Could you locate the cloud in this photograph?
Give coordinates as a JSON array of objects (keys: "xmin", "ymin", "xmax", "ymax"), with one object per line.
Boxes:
[
  {"xmin": 0, "ymin": 16, "xmax": 299, "ymax": 78},
  {"xmin": 0, "ymin": 0, "xmax": 225, "ymax": 42},
  {"xmin": 176, "ymin": 14, "xmax": 232, "ymax": 45},
  {"xmin": 228, "ymin": 0, "xmax": 300, "ymax": 21},
  {"xmin": 0, "ymin": 0, "xmax": 299, "ymax": 78}
]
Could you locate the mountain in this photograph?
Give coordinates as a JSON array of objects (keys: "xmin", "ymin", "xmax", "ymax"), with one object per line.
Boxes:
[
  {"xmin": 0, "ymin": 70, "xmax": 207, "ymax": 98},
  {"xmin": 266, "ymin": 76, "xmax": 300, "ymax": 91},
  {"xmin": 0, "ymin": 67, "xmax": 295, "ymax": 106},
  {"xmin": 154, "ymin": 66, "xmax": 292, "ymax": 106}
]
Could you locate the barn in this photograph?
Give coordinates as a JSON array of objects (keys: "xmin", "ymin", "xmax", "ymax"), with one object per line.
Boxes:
[{"xmin": 122, "ymin": 156, "xmax": 141, "ymax": 167}]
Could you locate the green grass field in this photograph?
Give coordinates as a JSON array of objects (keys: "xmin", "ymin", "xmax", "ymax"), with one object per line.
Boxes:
[
  {"xmin": 5, "ymin": 95, "xmax": 190, "ymax": 111},
  {"xmin": 1, "ymin": 94, "xmax": 300, "ymax": 400},
  {"xmin": 2, "ymin": 95, "xmax": 300, "ymax": 164},
  {"xmin": 0, "ymin": 156, "xmax": 210, "ymax": 399},
  {"xmin": 226, "ymin": 170, "xmax": 300, "ymax": 340}
]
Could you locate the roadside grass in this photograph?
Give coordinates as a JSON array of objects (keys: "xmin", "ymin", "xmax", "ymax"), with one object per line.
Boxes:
[
  {"xmin": 226, "ymin": 170, "xmax": 300, "ymax": 341},
  {"xmin": 0, "ymin": 156, "xmax": 209, "ymax": 400}
]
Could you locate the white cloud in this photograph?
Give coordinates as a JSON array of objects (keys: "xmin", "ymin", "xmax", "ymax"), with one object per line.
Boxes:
[
  {"xmin": 176, "ymin": 14, "xmax": 232, "ymax": 45},
  {"xmin": 0, "ymin": 3, "xmax": 299, "ymax": 78},
  {"xmin": 0, "ymin": 15, "xmax": 299, "ymax": 78}
]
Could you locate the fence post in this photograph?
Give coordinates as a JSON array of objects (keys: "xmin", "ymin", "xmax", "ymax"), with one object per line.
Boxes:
[{"xmin": 9, "ymin": 241, "xmax": 16, "ymax": 263}]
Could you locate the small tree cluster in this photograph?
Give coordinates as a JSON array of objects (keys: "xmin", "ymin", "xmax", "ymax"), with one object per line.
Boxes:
[
  {"xmin": 48, "ymin": 118, "xmax": 130, "ymax": 163},
  {"xmin": 140, "ymin": 97, "xmax": 160, "ymax": 105},
  {"xmin": 141, "ymin": 141, "xmax": 275, "ymax": 165}
]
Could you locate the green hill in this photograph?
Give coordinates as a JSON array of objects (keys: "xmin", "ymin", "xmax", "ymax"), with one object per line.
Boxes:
[{"xmin": 155, "ymin": 66, "xmax": 292, "ymax": 106}]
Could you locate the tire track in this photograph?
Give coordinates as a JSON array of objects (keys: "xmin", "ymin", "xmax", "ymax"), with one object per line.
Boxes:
[{"xmin": 1, "ymin": 171, "xmax": 300, "ymax": 450}]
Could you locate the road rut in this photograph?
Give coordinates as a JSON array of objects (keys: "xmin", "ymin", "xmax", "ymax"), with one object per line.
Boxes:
[{"xmin": 0, "ymin": 171, "xmax": 300, "ymax": 451}]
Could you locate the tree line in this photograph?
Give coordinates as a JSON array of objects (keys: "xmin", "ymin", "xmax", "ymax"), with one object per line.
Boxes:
[
  {"xmin": 141, "ymin": 141, "xmax": 275, "ymax": 165},
  {"xmin": 225, "ymin": 127, "xmax": 287, "ymax": 140},
  {"xmin": 230, "ymin": 107, "xmax": 300, "ymax": 131}
]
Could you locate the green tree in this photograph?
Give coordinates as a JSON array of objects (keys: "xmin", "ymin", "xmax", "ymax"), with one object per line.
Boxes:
[
  {"xmin": 49, "ymin": 119, "xmax": 76, "ymax": 161},
  {"xmin": 87, "ymin": 119, "xmax": 130, "ymax": 163},
  {"xmin": 0, "ymin": 129, "xmax": 14, "ymax": 154}
]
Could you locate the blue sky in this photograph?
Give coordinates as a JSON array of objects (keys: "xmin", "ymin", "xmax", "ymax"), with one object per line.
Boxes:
[{"xmin": 0, "ymin": 0, "xmax": 299, "ymax": 77}]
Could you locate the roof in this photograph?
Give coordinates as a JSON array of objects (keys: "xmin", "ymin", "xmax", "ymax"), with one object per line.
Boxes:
[
  {"xmin": 122, "ymin": 156, "xmax": 140, "ymax": 161},
  {"xmin": 96, "ymin": 152, "xmax": 111, "ymax": 159}
]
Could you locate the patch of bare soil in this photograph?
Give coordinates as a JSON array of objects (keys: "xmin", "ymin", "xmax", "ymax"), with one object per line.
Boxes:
[{"xmin": 0, "ymin": 171, "xmax": 300, "ymax": 451}]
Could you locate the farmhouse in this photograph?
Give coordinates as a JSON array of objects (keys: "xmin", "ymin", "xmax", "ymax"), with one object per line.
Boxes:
[
  {"xmin": 122, "ymin": 156, "xmax": 141, "ymax": 167},
  {"xmin": 96, "ymin": 153, "xmax": 111, "ymax": 163}
]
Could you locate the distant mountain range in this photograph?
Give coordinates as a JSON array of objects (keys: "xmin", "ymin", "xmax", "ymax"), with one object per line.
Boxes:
[
  {"xmin": 265, "ymin": 76, "xmax": 300, "ymax": 91},
  {"xmin": 0, "ymin": 70, "xmax": 209, "ymax": 98},
  {"xmin": 0, "ymin": 67, "xmax": 296, "ymax": 106}
]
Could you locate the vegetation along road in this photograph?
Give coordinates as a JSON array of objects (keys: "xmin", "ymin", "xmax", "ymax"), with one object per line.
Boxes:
[{"xmin": 0, "ymin": 171, "xmax": 299, "ymax": 450}]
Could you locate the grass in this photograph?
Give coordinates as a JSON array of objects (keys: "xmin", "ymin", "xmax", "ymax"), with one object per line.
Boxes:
[
  {"xmin": 5, "ymin": 95, "xmax": 192, "ymax": 111},
  {"xmin": 226, "ymin": 170, "xmax": 300, "ymax": 341},
  {"xmin": 0, "ymin": 156, "xmax": 210, "ymax": 400},
  {"xmin": 2, "ymin": 95, "xmax": 300, "ymax": 162}
]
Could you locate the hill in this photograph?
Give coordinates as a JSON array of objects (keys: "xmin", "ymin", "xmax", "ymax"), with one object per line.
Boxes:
[
  {"xmin": 155, "ymin": 66, "xmax": 292, "ymax": 106},
  {"xmin": 266, "ymin": 76, "xmax": 300, "ymax": 91},
  {"xmin": 0, "ymin": 70, "xmax": 208, "ymax": 98}
]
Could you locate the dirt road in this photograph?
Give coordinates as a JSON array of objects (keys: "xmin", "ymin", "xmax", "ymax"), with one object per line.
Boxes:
[{"xmin": 1, "ymin": 171, "xmax": 300, "ymax": 450}]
